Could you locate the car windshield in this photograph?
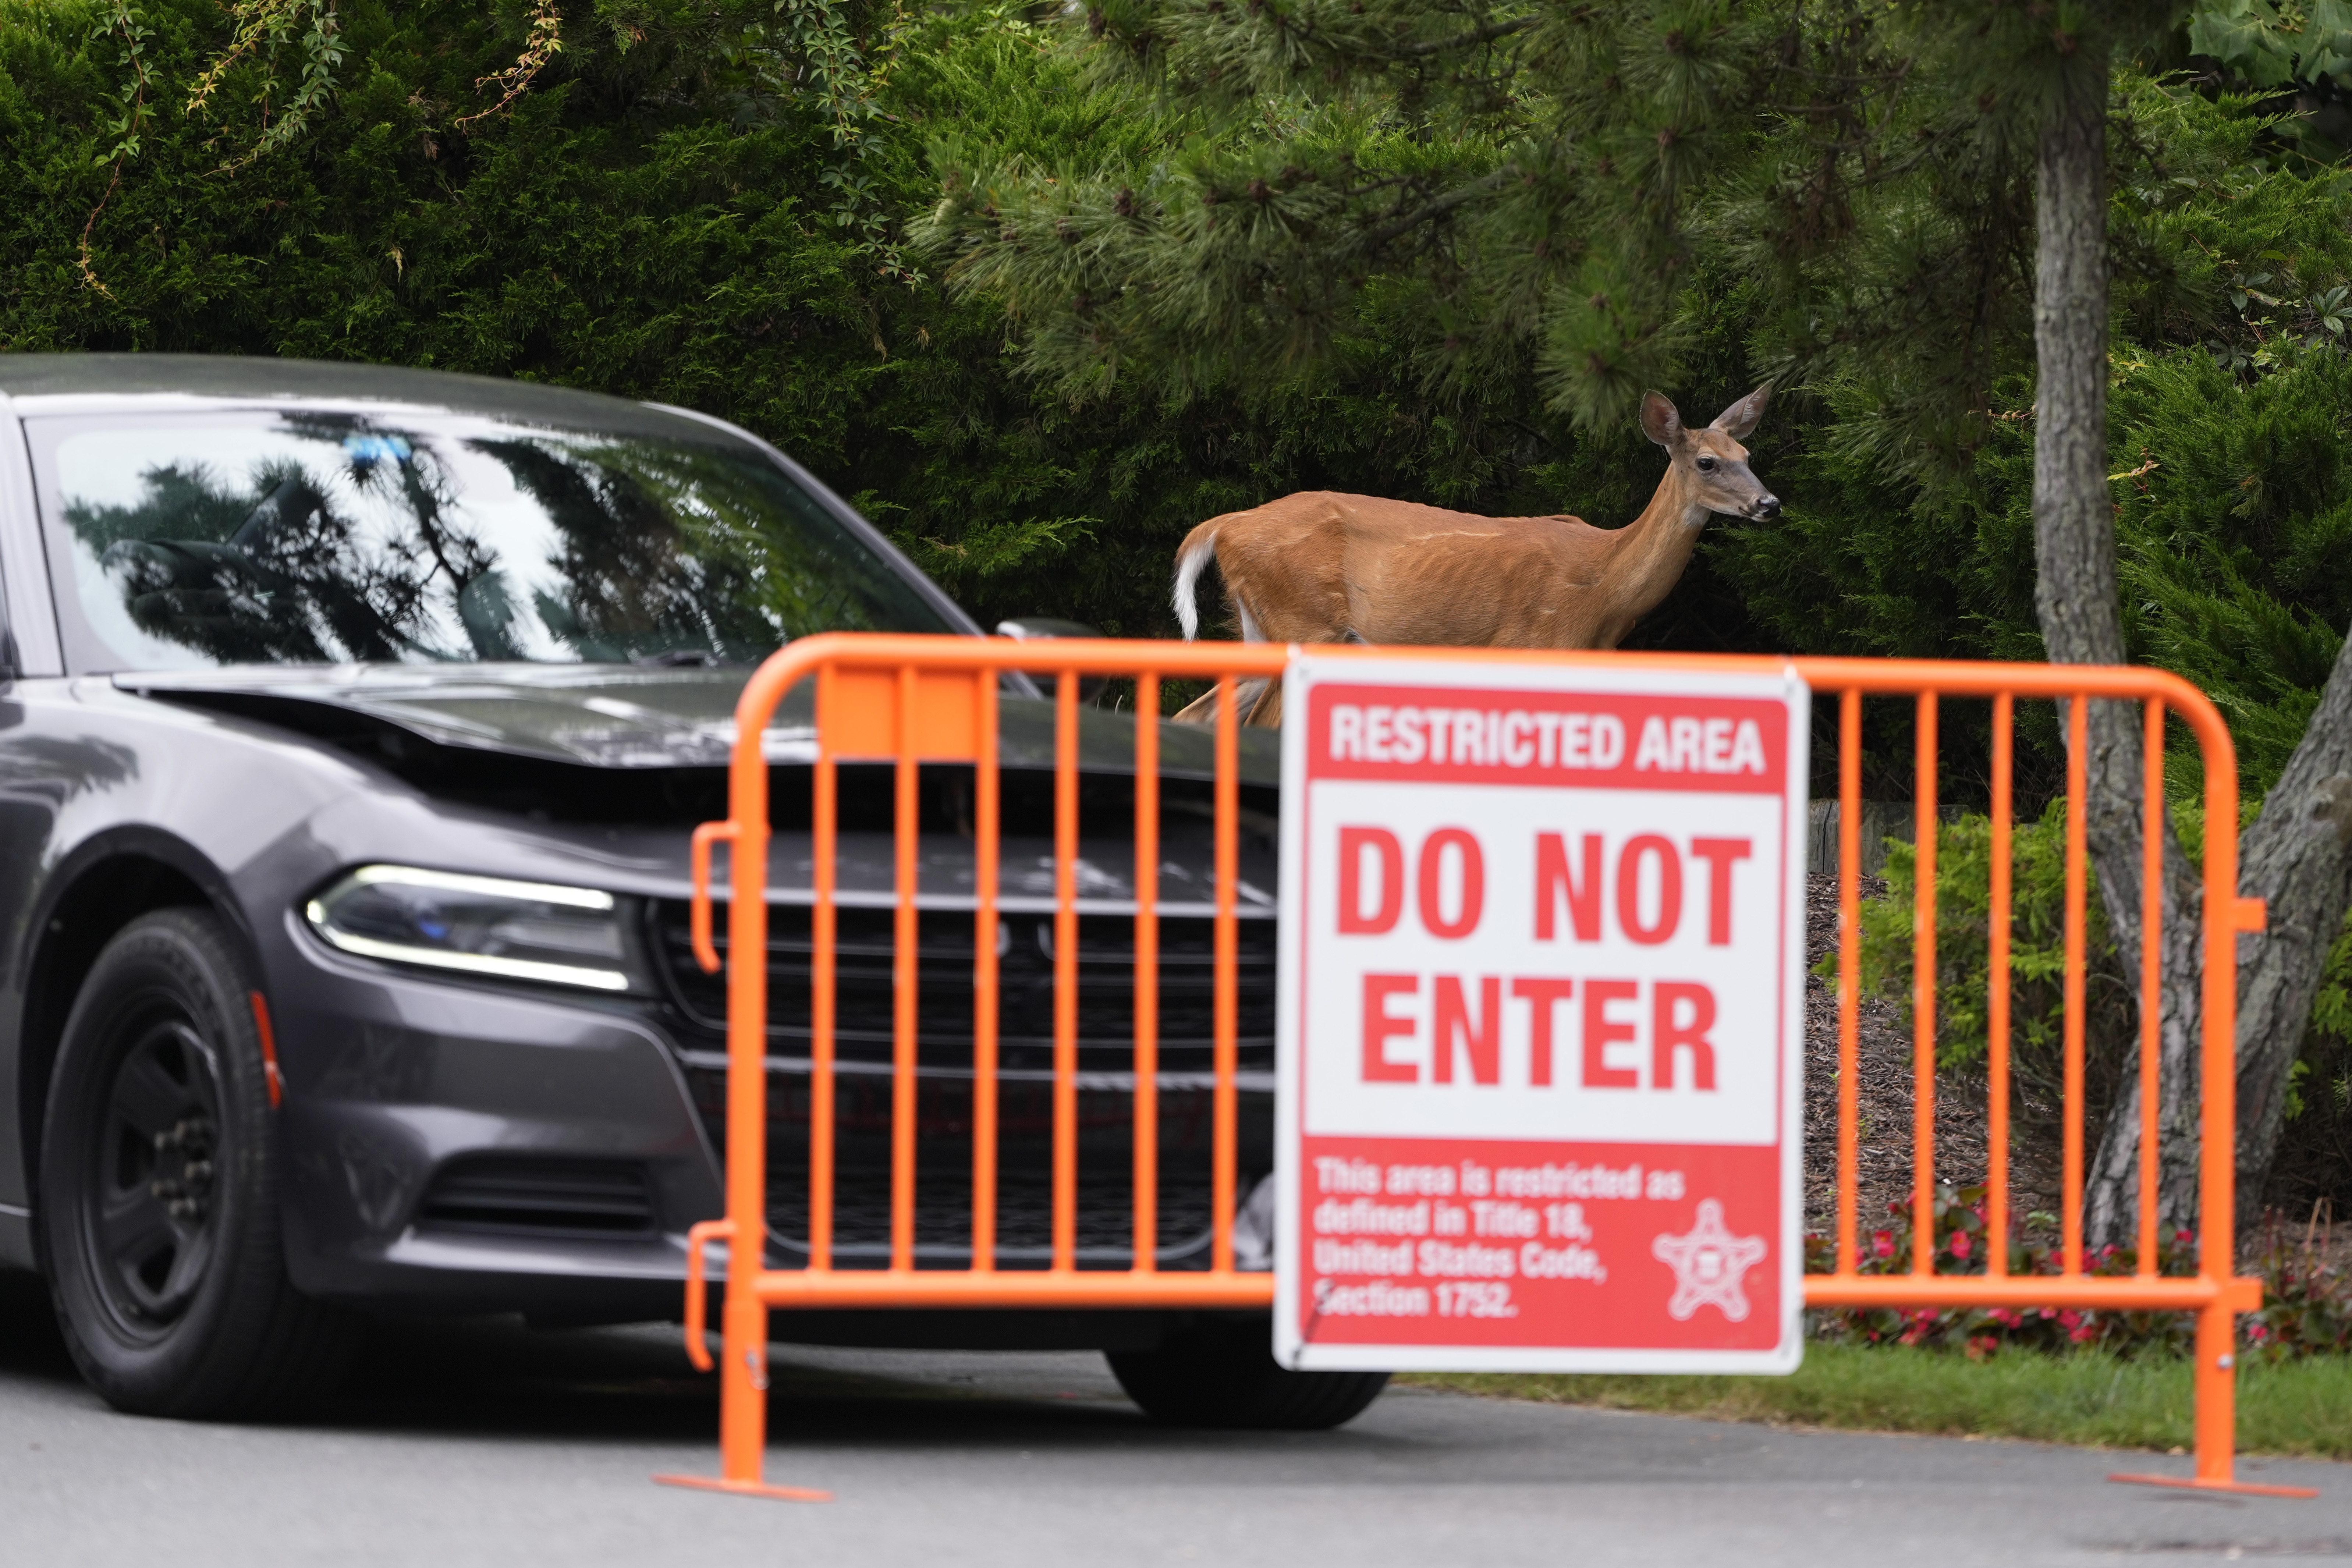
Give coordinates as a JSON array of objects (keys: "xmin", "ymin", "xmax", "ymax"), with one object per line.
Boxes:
[{"xmin": 28, "ymin": 408, "xmax": 959, "ymax": 671}]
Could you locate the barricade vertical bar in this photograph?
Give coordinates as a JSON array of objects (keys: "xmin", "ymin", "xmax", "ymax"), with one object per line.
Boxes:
[
  {"xmin": 653, "ymin": 641, "xmax": 842, "ymax": 1502},
  {"xmin": 2139, "ymin": 699, "xmax": 2165, "ymax": 1277},
  {"xmin": 719, "ymin": 697, "xmax": 774, "ymax": 1486},
  {"xmin": 2117, "ymin": 677, "xmax": 2300, "ymax": 1493},
  {"xmin": 1052, "ymin": 670, "xmax": 1079, "ymax": 1273},
  {"xmin": 1212, "ymin": 674, "xmax": 1239, "ymax": 1274},
  {"xmin": 2064, "ymin": 696, "xmax": 2088, "ymax": 1277},
  {"xmin": 1133, "ymin": 674, "xmax": 1161, "ymax": 1274},
  {"xmin": 973, "ymin": 668, "xmax": 1000, "ymax": 1274},
  {"xmin": 892, "ymin": 665, "xmax": 919, "ymax": 1274},
  {"xmin": 2196, "ymin": 689, "xmax": 2249, "ymax": 1484},
  {"xmin": 813, "ymin": 664, "xmax": 839, "ymax": 1276},
  {"xmin": 1912, "ymin": 693, "xmax": 1938, "ymax": 1274},
  {"xmin": 1987, "ymin": 693, "xmax": 2014, "ymax": 1278},
  {"xmin": 1837, "ymin": 687, "xmax": 1862, "ymax": 1277}
]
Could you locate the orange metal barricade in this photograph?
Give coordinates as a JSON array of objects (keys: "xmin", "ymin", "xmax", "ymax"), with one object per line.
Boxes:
[
  {"xmin": 1792, "ymin": 659, "xmax": 2299, "ymax": 1498},
  {"xmin": 654, "ymin": 635, "xmax": 2305, "ymax": 1501}
]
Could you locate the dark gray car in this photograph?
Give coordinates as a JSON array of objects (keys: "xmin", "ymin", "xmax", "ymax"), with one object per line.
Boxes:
[{"xmin": 0, "ymin": 355, "xmax": 1383, "ymax": 1428}]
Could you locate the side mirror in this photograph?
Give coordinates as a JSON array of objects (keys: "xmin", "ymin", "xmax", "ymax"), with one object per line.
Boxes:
[{"xmin": 996, "ymin": 618, "xmax": 1107, "ymax": 705}]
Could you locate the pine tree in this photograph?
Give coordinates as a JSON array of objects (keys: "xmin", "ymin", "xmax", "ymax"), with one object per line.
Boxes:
[
  {"xmin": 916, "ymin": 0, "xmax": 1917, "ymax": 424},
  {"xmin": 921, "ymin": 0, "xmax": 2352, "ymax": 1239}
]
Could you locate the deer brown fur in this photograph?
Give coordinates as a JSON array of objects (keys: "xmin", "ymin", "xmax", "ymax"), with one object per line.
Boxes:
[{"xmin": 1170, "ymin": 387, "xmax": 1778, "ymax": 726}]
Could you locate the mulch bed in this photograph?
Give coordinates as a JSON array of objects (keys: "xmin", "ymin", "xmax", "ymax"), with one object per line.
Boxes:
[{"xmin": 1799, "ymin": 873, "xmax": 2064, "ymax": 1241}]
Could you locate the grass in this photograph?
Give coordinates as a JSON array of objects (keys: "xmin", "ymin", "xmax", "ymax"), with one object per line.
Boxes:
[{"xmin": 1399, "ymin": 1344, "xmax": 2352, "ymax": 1459}]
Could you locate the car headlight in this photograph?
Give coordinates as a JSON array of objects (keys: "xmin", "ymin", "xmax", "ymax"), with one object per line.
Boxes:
[{"xmin": 304, "ymin": 866, "xmax": 630, "ymax": 992}]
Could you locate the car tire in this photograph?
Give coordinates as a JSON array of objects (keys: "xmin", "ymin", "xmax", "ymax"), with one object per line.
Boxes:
[
  {"xmin": 1107, "ymin": 1316, "xmax": 1389, "ymax": 1430},
  {"xmin": 38, "ymin": 908, "xmax": 354, "ymax": 1419}
]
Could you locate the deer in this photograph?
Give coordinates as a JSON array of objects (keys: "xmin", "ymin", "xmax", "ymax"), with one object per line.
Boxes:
[{"xmin": 1168, "ymin": 386, "xmax": 1778, "ymax": 726}]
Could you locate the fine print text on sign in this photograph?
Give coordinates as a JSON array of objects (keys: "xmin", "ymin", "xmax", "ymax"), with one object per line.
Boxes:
[{"xmin": 1273, "ymin": 655, "xmax": 1809, "ymax": 1374}]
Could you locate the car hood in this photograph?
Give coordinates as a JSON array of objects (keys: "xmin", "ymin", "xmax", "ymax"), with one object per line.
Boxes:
[{"xmin": 111, "ymin": 662, "xmax": 1283, "ymax": 784}]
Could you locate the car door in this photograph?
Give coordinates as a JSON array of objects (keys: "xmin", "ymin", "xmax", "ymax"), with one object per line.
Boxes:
[{"xmin": 0, "ymin": 391, "xmax": 70, "ymax": 1266}]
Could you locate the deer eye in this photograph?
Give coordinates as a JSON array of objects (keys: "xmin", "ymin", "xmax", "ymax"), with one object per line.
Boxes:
[{"xmin": 1696, "ymin": 455, "xmax": 1718, "ymax": 473}]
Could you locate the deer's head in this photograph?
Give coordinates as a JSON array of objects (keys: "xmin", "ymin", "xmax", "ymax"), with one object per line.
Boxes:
[{"xmin": 1641, "ymin": 386, "xmax": 1780, "ymax": 522}]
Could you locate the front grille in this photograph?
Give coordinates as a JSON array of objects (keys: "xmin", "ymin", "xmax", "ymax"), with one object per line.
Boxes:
[
  {"xmin": 656, "ymin": 901, "xmax": 1274, "ymax": 1266},
  {"xmin": 416, "ymin": 1156, "xmax": 656, "ymax": 1237},
  {"xmin": 654, "ymin": 904, "xmax": 1275, "ymax": 1071}
]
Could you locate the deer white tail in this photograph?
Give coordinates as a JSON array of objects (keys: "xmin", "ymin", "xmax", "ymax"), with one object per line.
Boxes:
[{"xmin": 1172, "ymin": 524, "xmax": 1219, "ymax": 642}]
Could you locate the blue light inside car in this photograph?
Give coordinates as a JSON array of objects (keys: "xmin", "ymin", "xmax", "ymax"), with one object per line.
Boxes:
[{"xmin": 341, "ymin": 433, "xmax": 413, "ymax": 465}]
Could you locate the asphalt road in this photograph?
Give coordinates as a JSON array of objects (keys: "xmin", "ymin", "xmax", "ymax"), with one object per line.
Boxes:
[{"xmin": 4, "ymin": 1273, "xmax": 2351, "ymax": 1567}]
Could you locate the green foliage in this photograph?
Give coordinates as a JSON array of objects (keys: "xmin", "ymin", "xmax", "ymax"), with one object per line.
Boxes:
[
  {"xmin": 2192, "ymin": 0, "xmax": 2352, "ymax": 100},
  {"xmin": 2111, "ymin": 351, "xmax": 2352, "ymax": 791},
  {"xmin": 190, "ymin": 0, "xmax": 350, "ymax": 173},
  {"xmin": 1709, "ymin": 77, "xmax": 2352, "ymax": 801},
  {"xmin": 3, "ymin": 0, "xmax": 1778, "ymax": 656},
  {"xmin": 907, "ymin": 6, "xmax": 2352, "ymax": 834},
  {"xmin": 916, "ymin": 0, "xmax": 1921, "ymax": 429},
  {"xmin": 1850, "ymin": 797, "xmax": 2352, "ymax": 1210},
  {"xmin": 1840, "ymin": 803, "xmax": 2110, "ymax": 1073},
  {"xmin": 6, "ymin": 0, "xmax": 2352, "ymax": 777}
]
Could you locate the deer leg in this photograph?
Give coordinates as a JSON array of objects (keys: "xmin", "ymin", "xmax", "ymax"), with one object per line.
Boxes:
[
  {"xmin": 1170, "ymin": 678, "xmax": 1270, "ymax": 727},
  {"xmin": 1230, "ymin": 591, "xmax": 1293, "ymax": 724}
]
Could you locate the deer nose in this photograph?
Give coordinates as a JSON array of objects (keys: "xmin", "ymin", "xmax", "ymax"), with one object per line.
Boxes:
[{"xmin": 1753, "ymin": 495, "xmax": 1782, "ymax": 519}]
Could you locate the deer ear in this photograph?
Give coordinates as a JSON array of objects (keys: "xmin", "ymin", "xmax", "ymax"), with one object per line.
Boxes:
[
  {"xmin": 1712, "ymin": 384, "xmax": 1771, "ymax": 440},
  {"xmin": 1640, "ymin": 392, "xmax": 1682, "ymax": 448}
]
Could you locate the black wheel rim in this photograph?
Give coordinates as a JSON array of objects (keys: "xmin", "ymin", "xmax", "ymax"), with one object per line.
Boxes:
[{"xmin": 83, "ymin": 1010, "xmax": 224, "ymax": 1338}]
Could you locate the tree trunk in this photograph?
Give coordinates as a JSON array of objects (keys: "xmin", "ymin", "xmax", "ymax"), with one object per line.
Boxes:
[
  {"xmin": 2035, "ymin": 48, "xmax": 2352, "ymax": 1244},
  {"xmin": 2232, "ymin": 641, "xmax": 2352, "ymax": 1226},
  {"xmin": 2027, "ymin": 46, "xmax": 2206, "ymax": 1247}
]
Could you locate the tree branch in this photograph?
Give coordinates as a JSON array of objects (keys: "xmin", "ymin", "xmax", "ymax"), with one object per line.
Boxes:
[
  {"xmin": 2232, "ymin": 625, "xmax": 2352, "ymax": 1224},
  {"xmin": 1388, "ymin": 14, "xmax": 1533, "ymax": 58},
  {"xmin": 1351, "ymin": 168, "xmax": 1511, "ymax": 253}
]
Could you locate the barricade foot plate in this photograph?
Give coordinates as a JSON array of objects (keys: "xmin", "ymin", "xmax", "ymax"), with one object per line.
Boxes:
[
  {"xmin": 653, "ymin": 1472, "xmax": 834, "ymax": 1502},
  {"xmin": 2108, "ymin": 1471, "xmax": 2318, "ymax": 1499}
]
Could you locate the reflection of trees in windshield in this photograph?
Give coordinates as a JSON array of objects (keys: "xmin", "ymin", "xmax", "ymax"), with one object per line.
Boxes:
[
  {"xmin": 470, "ymin": 437, "xmax": 771, "ymax": 661},
  {"xmin": 56, "ymin": 412, "xmax": 953, "ymax": 670},
  {"xmin": 68, "ymin": 429, "xmax": 446, "ymax": 665},
  {"xmin": 478, "ymin": 436, "xmax": 941, "ymax": 660}
]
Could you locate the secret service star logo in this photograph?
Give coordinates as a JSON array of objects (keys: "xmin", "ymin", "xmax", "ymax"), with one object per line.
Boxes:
[{"xmin": 1652, "ymin": 1199, "xmax": 1769, "ymax": 1323}]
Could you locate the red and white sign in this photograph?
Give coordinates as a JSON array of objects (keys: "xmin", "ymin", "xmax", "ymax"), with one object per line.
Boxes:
[{"xmin": 1273, "ymin": 655, "xmax": 1808, "ymax": 1373}]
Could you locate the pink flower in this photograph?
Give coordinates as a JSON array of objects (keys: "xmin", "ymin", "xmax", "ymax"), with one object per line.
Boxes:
[
  {"xmin": 2058, "ymin": 1309, "xmax": 2083, "ymax": 1330},
  {"xmin": 2249, "ymin": 1324, "xmax": 2270, "ymax": 1342},
  {"xmin": 2069, "ymin": 1323, "xmax": 2098, "ymax": 1344},
  {"xmin": 1872, "ymin": 1230, "xmax": 1895, "ymax": 1260},
  {"xmin": 1948, "ymin": 1231, "xmax": 1973, "ymax": 1260},
  {"xmin": 2176, "ymin": 1229, "xmax": 2194, "ymax": 1245},
  {"xmin": 1989, "ymin": 1308, "xmax": 2020, "ymax": 1328}
]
